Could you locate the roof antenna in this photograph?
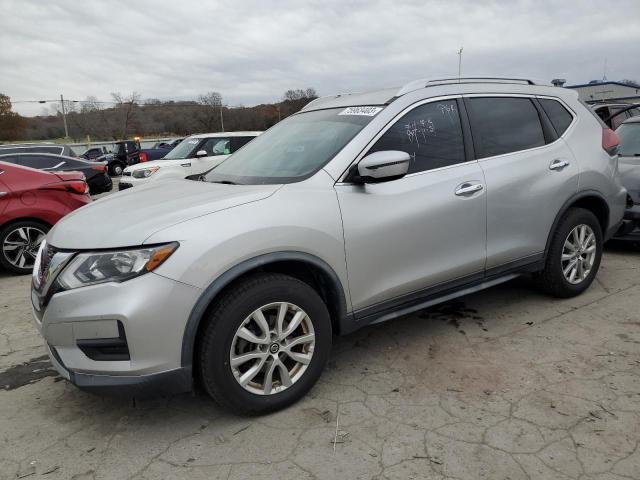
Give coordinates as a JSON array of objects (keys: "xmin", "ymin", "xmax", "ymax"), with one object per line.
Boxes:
[
  {"xmin": 602, "ymin": 58, "xmax": 608, "ymax": 81},
  {"xmin": 457, "ymin": 47, "xmax": 464, "ymax": 80}
]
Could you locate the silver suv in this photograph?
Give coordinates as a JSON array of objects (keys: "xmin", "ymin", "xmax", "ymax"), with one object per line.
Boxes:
[{"xmin": 32, "ymin": 77, "xmax": 627, "ymax": 414}]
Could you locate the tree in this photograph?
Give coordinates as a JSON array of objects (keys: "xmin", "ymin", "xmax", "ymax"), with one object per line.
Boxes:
[
  {"xmin": 620, "ymin": 79, "xmax": 640, "ymax": 87},
  {"xmin": 0, "ymin": 94, "xmax": 26, "ymax": 141},
  {"xmin": 195, "ymin": 91, "xmax": 224, "ymax": 132},
  {"xmin": 112, "ymin": 91, "xmax": 141, "ymax": 139}
]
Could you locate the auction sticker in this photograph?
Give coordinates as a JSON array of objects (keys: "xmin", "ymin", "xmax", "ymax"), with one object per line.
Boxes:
[{"xmin": 339, "ymin": 106, "xmax": 383, "ymax": 116}]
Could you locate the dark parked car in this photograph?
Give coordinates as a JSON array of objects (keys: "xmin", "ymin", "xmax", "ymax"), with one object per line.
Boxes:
[
  {"xmin": 591, "ymin": 103, "xmax": 640, "ymax": 129},
  {"xmin": 81, "ymin": 146, "xmax": 109, "ymax": 160},
  {"xmin": 97, "ymin": 140, "xmax": 141, "ymax": 176},
  {"xmin": 0, "ymin": 153, "xmax": 112, "ymax": 195},
  {"xmin": 0, "ymin": 143, "xmax": 79, "ymax": 157},
  {"xmin": 614, "ymin": 116, "xmax": 640, "ymax": 241},
  {"xmin": 0, "ymin": 162, "xmax": 91, "ymax": 274}
]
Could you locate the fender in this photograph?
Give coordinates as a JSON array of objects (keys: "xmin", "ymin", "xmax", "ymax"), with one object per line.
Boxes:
[
  {"xmin": 180, "ymin": 251, "xmax": 350, "ymax": 368},
  {"xmin": 543, "ymin": 189, "xmax": 609, "ymax": 257}
]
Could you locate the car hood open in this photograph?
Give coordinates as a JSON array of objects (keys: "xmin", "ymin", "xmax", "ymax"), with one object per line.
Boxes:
[{"xmin": 47, "ymin": 179, "xmax": 280, "ymax": 249}]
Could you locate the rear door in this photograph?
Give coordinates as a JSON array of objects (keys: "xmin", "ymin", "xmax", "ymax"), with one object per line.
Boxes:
[
  {"xmin": 336, "ymin": 98, "xmax": 487, "ymax": 313},
  {"xmin": 465, "ymin": 95, "xmax": 579, "ymax": 270}
]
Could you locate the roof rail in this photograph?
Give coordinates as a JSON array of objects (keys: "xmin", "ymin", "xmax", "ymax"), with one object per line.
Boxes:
[{"xmin": 396, "ymin": 77, "xmax": 545, "ymax": 97}]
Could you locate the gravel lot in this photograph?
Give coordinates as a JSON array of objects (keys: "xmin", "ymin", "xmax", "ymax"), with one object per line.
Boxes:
[{"xmin": 1, "ymin": 185, "xmax": 639, "ymax": 479}]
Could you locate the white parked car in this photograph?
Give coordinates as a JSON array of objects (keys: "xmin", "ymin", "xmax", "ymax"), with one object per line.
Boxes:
[{"xmin": 119, "ymin": 132, "xmax": 261, "ymax": 190}]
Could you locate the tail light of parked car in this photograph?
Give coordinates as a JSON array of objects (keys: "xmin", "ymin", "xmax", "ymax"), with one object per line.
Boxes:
[
  {"xmin": 41, "ymin": 180, "xmax": 89, "ymax": 195},
  {"xmin": 91, "ymin": 164, "xmax": 107, "ymax": 172},
  {"xmin": 602, "ymin": 128, "xmax": 620, "ymax": 156},
  {"xmin": 139, "ymin": 152, "xmax": 148, "ymax": 162}
]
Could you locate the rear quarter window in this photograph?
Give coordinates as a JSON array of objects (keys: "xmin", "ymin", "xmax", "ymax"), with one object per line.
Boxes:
[{"xmin": 539, "ymin": 98, "xmax": 574, "ymax": 136}]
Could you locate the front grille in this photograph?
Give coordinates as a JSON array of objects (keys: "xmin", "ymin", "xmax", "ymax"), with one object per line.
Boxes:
[{"xmin": 122, "ymin": 171, "xmax": 132, "ymax": 176}]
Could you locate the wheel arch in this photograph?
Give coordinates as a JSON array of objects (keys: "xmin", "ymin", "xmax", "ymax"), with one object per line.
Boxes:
[
  {"xmin": 544, "ymin": 191, "xmax": 610, "ymax": 258},
  {"xmin": 181, "ymin": 251, "xmax": 352, "ymax": 370},
  {"xmin": 0, "ymin": 216, "xmax": 52, "ymax": 231}
]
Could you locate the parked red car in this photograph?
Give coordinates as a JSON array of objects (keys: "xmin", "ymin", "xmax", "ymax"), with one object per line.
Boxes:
[{"xmin": 0, "ymin": 162, "xmax": 91, "ymax": 274}]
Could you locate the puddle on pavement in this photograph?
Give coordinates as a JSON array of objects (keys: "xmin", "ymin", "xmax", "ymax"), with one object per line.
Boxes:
[{"xmin": 0, "ymin": 355, "xmax": 61, "ymax": 390}]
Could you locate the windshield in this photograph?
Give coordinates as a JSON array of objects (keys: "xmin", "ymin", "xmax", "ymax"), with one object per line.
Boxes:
[
  {"xmin": 205, "ymin": 107, "xmax": 379, "ymax": 184},
  {"xmin": 617, "ymin": 124, "xmax": 640, "ymax": 156},
  {"xmin": 163, "ymin": 138, "xmax": 200, "ymax": 160}
]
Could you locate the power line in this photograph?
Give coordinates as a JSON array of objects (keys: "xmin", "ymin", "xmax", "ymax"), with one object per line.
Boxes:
[{"xmin": 10, "ymin": 98, "xmax": 258, "ymax": 108}]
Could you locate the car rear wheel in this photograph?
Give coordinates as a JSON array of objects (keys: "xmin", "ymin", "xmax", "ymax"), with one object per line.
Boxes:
[
  {"xmin": 0, "ymin": 220, "xmax": 49, "ymax": 275},
  {"xmin": 535, "ymin": 208, "xmax": 603, "ymax": 297},
  {"xmin": 198, "ymin": 273, "xmax": 332, "ymax": 415}
]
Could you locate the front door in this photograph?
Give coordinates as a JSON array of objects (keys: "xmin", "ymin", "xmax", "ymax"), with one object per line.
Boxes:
[{"xmin": 336, "ymin": 98, "xmax": 487, "ymax": 313}]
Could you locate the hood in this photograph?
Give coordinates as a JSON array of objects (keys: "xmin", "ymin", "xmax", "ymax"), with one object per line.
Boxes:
[
  {"xmin": 124, "ymin": 158, "xmax": 188, "ymax": 172},
  {"xmin": 47, "ymin": 179, "xmax": 280, "ymax": 249},
  {"xmin": 619, "ymin": 156, "xmax": 640, "ymax": 203}
]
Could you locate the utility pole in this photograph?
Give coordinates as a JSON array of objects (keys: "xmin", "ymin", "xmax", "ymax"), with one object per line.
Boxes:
[
  {"xmin": 457, "ymin": 47, "xmax": 464, "ymax": 79},
  {"xmin": 60, "ymin": 94, "xmax": 69, "ymax": 138},
  {"xmin": 220, "ymin": 105, "xmax": 224, "ymax": 132}
]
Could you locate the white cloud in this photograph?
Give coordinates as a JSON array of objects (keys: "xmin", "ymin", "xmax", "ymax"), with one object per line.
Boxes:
[{"xmin": 2, "ymin": 0, "xmax": 639, "ymax": 116}]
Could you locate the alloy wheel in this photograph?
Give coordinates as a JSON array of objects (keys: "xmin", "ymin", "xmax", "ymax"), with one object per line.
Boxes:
[
  {"xmin": 561, "ymin": 224, "xmax": 597, "ymax": 285},
  {"xmin": 2, "ymin": 226, "xmax": 46, "ymax": 270},
  {"xmin": 229, "ymin": 302, "xmax": 315, "ymax": 395}
]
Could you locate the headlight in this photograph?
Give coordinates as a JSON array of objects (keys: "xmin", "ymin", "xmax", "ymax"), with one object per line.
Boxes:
[
  {"xmin": 132, "ymin": 166, "xmax": 160, "ymax": 179},
  {"xmin": 57, "ymin": 242, "xmax": 178, "ymax": 290}
]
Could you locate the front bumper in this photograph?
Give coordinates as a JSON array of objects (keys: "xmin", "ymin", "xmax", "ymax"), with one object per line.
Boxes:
[
  {"xmin": 33, "ymin": 271, "xmax": 202, "ymax": 396},
  {"xmin": 46, "ymin": 343, "xmax": 192, "ymax": 396}
]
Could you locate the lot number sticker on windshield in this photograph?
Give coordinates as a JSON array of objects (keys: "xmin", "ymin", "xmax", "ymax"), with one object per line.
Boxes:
[{"xmin": 339, "ymin": 106, "xmax": 383, "ymax": 116}]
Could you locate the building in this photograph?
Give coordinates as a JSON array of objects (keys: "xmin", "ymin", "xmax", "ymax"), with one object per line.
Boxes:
[{"xmin": 565, "ymin": 81, "xmax": 640, "ymax": 104}]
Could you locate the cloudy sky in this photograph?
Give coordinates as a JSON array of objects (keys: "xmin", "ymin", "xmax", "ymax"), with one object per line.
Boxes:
[{"xmin": 2, "ymin": 0, "xmax": 640, "ymax": 116}]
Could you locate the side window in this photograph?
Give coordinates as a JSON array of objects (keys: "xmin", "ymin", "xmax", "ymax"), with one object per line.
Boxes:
[
  {"xmin": 230, "ymin": 136, "xmax": 254, "ymax": 152},
  {"xmin": 201, "ymin": 138, "xmax": 231, "ymax": 156},
  {"xmin": 367, "ymin": 99, "xmax": 465, "ymax": 174},
  {"xmin": 20, "ymin": 156, "xmax": 62, "ymax": 169},
  {"xmin": 466, "ymin": 97, "xmax": 545, "ymax": 158},
  {"xmin": 610, "ymin": 108, "xmax": 627, "ymax": 129},
  {"xmin": 0, "ymin": 155, "xmax": 20, "ymax": 165},
  {"xmin": 539, "ymin": 98, "xmax": 574, "ymax": 136}
]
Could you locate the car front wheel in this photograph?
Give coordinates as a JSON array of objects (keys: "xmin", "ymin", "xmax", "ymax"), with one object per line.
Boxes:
[{"xmin": 198, "ymin": 273, "xmax": 332, "ymax": 415}]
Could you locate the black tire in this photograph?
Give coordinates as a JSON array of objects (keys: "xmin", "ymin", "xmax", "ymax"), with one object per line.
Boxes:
[
  {"xmin": 535, "ymin": 208, "xmax": 603, "ymax": 298},
  {"xmin": 197, "ymin": 273, "xmax": 332, "ymax": 415},
  {"xmin": 110, "ymin": 162, "xmax": 124, "ymax": 176},
  {"xmin": 0, "ymin": 220, "xmax": 49, "ymax": 275}
]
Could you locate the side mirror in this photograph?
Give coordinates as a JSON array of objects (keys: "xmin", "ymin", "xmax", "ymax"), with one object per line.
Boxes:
[
  {"xmin": 352, "ymin": 150, "xmax": 410, "ymax": 183},
  {"xmin": 195, "ymin": 150, "xmax": 208, "ymax": 158}
]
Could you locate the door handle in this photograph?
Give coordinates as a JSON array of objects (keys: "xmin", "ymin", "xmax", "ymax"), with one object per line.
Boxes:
[
  {"xmin": 455, "ymin": 183, "xmax": 484, "ymax": 196},
  {"xmin": 180, "ymin": 162, "xmax": 191, "ymax": 167},
  {"xmin": 549, "ymin": 159, "xmax": 570, "ymax": 171}
]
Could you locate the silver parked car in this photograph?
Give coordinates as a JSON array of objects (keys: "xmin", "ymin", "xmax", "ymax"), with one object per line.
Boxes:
[{"xmin": 32, "ymin": 77, "xmax": 627, "ymax": 414}]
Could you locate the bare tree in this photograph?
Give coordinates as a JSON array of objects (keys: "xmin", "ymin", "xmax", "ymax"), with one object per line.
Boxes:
[
  {"xmin": 283, "ymin": 88, "xmax": 317, "ymax": 102},
  {"xmin": 195, "ymin": 91, "xmax": 224, "ymax": 132},
  {"xmin": 112, "ymin": 91, "xmax": 141, "ymax": 139}
]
